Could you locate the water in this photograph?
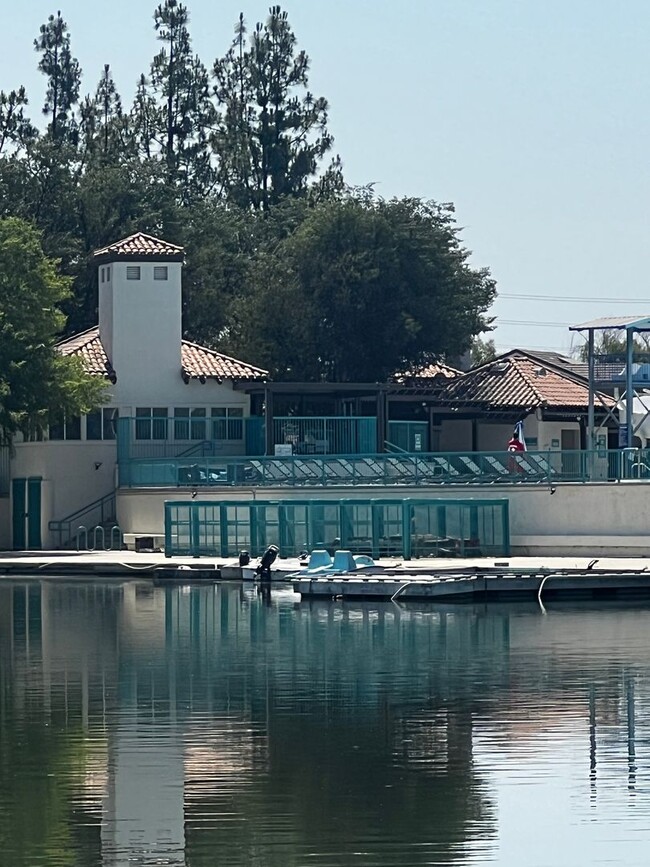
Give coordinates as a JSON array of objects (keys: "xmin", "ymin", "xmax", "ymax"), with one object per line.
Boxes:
[{"xmin": 1, "ymin": 582, "xmax": 650, "ymax": 867}]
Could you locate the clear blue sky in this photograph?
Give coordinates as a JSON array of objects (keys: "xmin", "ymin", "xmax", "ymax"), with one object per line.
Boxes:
[{"xmin": 4, "ymin": 0, "xmax": 650, "ymax": 356}]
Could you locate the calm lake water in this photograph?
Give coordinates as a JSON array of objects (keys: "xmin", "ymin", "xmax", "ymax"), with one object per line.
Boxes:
[{"xmin": 1, "ymin": 581, "xmax": 650, "ymax": 866}]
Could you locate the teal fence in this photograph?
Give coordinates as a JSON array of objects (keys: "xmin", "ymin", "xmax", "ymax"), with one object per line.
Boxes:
[
  {"xmin": 387, "ymin": 421, "xmax": 429, "ymax": 452},
  {"xmin": 164, "ymin": 497, "xmax": 510, "ymax": 560},
  {"xmin": 120, "ymin": 449, "xmax": 647, "ymax": 489},
  {"xmin": 272, "ymin": 416, "xmax": 376, "ymax": 454},
  {"xmin": 116, "ymin": 415, "xmax": 381, "ymax": 459}
]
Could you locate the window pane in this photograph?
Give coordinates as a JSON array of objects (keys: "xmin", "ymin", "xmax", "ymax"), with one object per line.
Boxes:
[
  {"xmin": 49, "ymin": 413, "xmax": 64, "ymax": 441},
  {"xmin": 66, "ymin": 415, "xmax": 81, "ymax": 440},
  {"xmin": 87, "ymin": 411, "xmax": 102, "ymax": 440},
  {"xmin": 212, "ymin": 418, "xmax": 227, "ymax": 440},
  {"xmin": 228, "ymin": 417, "xmax": 243, "ymax": 440},
  {"xmin": 174, "ymin": 409, "xmax": 189, "ymax": 440},
  {"xmin": 103, "ymin": 408, "xmax": 117, "ymax": 440},
  {"xmin": 135, "ymin": 409, "xmax": 151, "ymax": 440}
]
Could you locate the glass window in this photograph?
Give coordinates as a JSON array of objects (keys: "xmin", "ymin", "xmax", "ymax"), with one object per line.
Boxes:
[
  {"xmin": 154, "ymin": 266, "xmax": 168, "ymax": 281},
  {"xmin": 87, "ymin": 411, "xmax": 102, "ymax": 440},
  {"xmin": 136, "ymin": 407, "xmax": 168, "ymax": 440},
  {"xmin": 191, "ymin": 408, "xmax": 206, "ymax": 440},
  {"xmin": 100, "ymin": 268, "xmax": 105, "ymax": 284},
  {"xmin": 228, "ymin": 407, "xmax": 243, "ymax": 440},
  {"xmin": 126, "ymin": 266, "xmax": 141, "ymax": 280},
  {"xmin": 106, "ymin": 266, "xmax": 111, "ymax": 281},
  {"xmin": 174, "ymin": 408, "xmax": 190, "ymax": 440},
  {"xmin": 103, "ymin": 407, "xmax": 118, "ymax": 440},
  {"xmin": 152, "ymin": 408, "xmax": 167, "ymax": 440},
  {"xmin": 66, "ymin": 416, "xmax": 81, "ymax": 440},
  {"xmin": 49, "ymin": 412, "xmax": 64, "ymax": 441},
  {"xmin": 211, "ymin": 407, "xmax": 244, "ymax": 441},
  {"xmin": 211, "ymin": 408, "xmax": 226, "ymax": 440}
]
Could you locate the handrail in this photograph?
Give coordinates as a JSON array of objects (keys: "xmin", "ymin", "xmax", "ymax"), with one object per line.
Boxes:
[
  {"xmin": 49, "ymin": 489, "xmax": 116, "ymax": 527},
  {"xmin": 49, "ymin": 490, "xmax": 117, "ymax": 549}
]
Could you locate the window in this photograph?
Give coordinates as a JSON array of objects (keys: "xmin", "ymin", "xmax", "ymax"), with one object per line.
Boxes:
[
  {"xmin": 87, "ymin": 408, "xmax": 118, "ymax": 440},
  {"xmin": 126, "ymin": 266, "xmax": 141, "ymax": 280},
  {"xmin": 135, "ymin": 407, "xmax": 167, "ymax": 440},
  {"xmin": 153, "ymin": 266, "xmax": 168, "ymax": 281},
  {"xmin": 211, "ymin": 407, "xmax": 244, "ymax": 440},
  {"xmin": 174, "ymin": 408, "xmax": 207, "ymax": 440},
  {"xmin": 49, "ymin": 413, "xmax": 81, "ymax": 441},
  {"xmin": 106, "ymin": 266, "xmax": 111, "ymax": 281},
  {"xmin": 100, "ymin": 268, "xmax": 105, "ymax": 283}
]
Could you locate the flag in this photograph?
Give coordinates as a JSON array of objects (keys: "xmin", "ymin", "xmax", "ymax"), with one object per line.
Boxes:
[{"xmin": 513, "ymin": 420, "xmax": 526, "ymax": 450}]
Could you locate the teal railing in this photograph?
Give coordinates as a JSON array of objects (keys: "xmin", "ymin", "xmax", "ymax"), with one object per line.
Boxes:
[
  {"xmin": 48, "ymin": 490, "xmax": 117, "ymax": 549},
  {"xmin": 164, "ymin": 496, "xmax": 510, "ymax": 559},
  {"xmin": 119, "ymin": 449, "xmax": 647, "ymax": 489}
]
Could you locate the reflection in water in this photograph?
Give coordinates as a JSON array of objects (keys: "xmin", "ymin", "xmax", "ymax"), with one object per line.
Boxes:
[{"xmin": 1, "ymin": 585, "xmax": 650, "ymax": 865}]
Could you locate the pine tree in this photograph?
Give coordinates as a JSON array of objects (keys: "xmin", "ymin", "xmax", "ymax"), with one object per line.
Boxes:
[
  {"xmin": 148, "ymin": 0, "xmax": 215, "ymax": 198},
  {"xmin": 34, "ymin": 11, "xmax": 81, "ymax": 143},
  {"xmin": 213, "ymin": 6, "xmax": 337, "ymax": 211}
]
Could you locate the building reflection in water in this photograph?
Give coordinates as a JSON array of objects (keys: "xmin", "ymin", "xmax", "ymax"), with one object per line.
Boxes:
[{"xmin": 0, "ymin": 584, "xmax": 649, "ymax": 866}]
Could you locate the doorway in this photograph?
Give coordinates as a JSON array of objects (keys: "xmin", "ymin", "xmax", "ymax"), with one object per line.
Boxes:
[{"xmin": 12, "ymin": 477, "xmax": 42, "ymax": 550}]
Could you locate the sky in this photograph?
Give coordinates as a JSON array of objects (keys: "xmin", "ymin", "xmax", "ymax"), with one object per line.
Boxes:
[{"xmin": 4, "ymin": 0, "xmax": 650, "ymax": 357}]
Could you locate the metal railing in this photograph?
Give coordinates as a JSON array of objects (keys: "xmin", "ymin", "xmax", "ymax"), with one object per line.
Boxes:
[
  {"xmin": 118, "ymin": 448, "xmax": 650, "ymax": 489},
  {"xmin": 49, "ymin": 490, "xmax": 117, "ymax": 549}
]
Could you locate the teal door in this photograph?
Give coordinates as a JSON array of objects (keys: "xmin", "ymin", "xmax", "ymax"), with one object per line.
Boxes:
[
  {"xmin": 27, "ymin": 477, "xmax": 42, "ymax": 549},
  {"xmin": 12, "ymin": 477, "xmax": 42, "ymax": 550},
  {"xmin": 12, "ymin": 479, "xmax": 26, "ymax": 550}
]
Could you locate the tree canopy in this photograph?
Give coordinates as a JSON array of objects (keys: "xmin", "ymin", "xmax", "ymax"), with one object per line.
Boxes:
[
  {"xmin": 0, "ymin": 218, "xmax": 104, "ymax": 443},
  {"xmin": 0, "ymin": 3, "xmax": 497, "ymax": 386}
]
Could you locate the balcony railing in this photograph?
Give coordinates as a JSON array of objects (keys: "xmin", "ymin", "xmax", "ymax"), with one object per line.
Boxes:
[{"xmin": 118, "ymin": 448, "xmax": 649, "ymax": 489}]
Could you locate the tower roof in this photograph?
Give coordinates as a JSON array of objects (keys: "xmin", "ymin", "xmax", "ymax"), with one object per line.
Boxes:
[{"xmin": 93, "ymin": 232, "xmax": 185, "ymax": 263}]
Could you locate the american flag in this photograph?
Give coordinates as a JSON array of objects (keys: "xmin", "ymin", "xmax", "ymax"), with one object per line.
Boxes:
[{"xmin": 513, "ymin": 420, "xmax": 527, "ymax": 450}]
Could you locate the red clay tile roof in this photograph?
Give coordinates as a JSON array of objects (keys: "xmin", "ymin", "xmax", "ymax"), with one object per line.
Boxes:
[
  {"xmin": 56, "ymin": 327, "xmax": 268, "ymax": 383},
  {"xmin": 56, "ymin": 328, "xmax": 116, "ymax": 380},
  {"xmin": 441, "ymin": 353, "xmax": 614, "ymax": 410},
  {"xmin": 181, "ymin": 340, "xmax": 268, "ymax": 382},
  {"xmin": 93, "ymin": 232, "xmax": 185, "ymax": 262}
]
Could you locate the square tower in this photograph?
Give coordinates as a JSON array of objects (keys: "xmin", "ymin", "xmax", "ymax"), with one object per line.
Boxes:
[{"xmin": 95, "ymin": 233, "xmax": 185, "ymax": 400}]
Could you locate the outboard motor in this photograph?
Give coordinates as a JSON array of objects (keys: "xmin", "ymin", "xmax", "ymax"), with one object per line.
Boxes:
[{"xmin": 257, "ymin": 545, "xmax": 279, "ymax": 582}]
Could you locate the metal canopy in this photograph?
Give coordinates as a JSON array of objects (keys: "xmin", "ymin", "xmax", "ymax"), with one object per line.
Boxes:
[
  {"xmin": 570, "ymin": 315, "xmax": 650, "ymax": 332},
  {"xmin": 570, "ymin": 313, "xmax": 650, "ymax": 447}
]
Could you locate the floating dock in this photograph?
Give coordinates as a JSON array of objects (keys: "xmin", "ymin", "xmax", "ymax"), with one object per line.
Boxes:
[{"xmin": 292, "ymin": 564, "xmax": 650, "ymax": 603}]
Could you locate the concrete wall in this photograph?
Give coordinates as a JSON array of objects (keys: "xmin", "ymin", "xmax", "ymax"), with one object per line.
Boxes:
[
  {"xmin": 11, "ymin": 441, "xmax": 117, "ymax": 547},
  {"xmin": 117, "ymin": 481, "xmax": 650, "ymax": 558}
]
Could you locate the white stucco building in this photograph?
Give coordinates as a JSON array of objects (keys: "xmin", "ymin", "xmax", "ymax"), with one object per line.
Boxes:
[{"xmin": 6, "ymin": 232, "xmax": 267, "ymax": 550}]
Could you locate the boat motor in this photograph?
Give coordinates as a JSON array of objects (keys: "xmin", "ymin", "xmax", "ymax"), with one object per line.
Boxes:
[{"xmin": 257, "ymin": 545, "xmax": 279, "ymax": 582}]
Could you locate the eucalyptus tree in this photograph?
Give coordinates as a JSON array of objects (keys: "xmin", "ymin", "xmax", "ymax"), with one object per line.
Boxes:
[
  {"xmin": 34, "ymin": 10, "xmax": 81, "ymax": 144},
  {"xmin": 212, "ymin": 5, "xmax": 337, "ymax": 211}
]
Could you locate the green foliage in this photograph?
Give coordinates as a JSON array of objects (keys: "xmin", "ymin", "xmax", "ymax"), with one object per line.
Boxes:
[
  {"xmin": 470, "ymin": 337, "xmax": 497, "ymax": 367},
  {"xmin": 34, "ymin": 11, "xmax": 81, "ymax": 143},
  {"xmin": 0, "ymin": 218, "xmax": 104, "ymax": 443},
  {"xmin": 576, "ymin": 329, "xmax": 650, "ymax": 361},
  {"xmin": 0, "ymin": 5, "xmax": 498, "ymax": 385},
  {"xmin": 227, "ymin": 195, "xmax": 496, "ymax": 381},
  {"xmin": 213, "ymin": 6, "xmax": 337, "ymax": 210}
]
